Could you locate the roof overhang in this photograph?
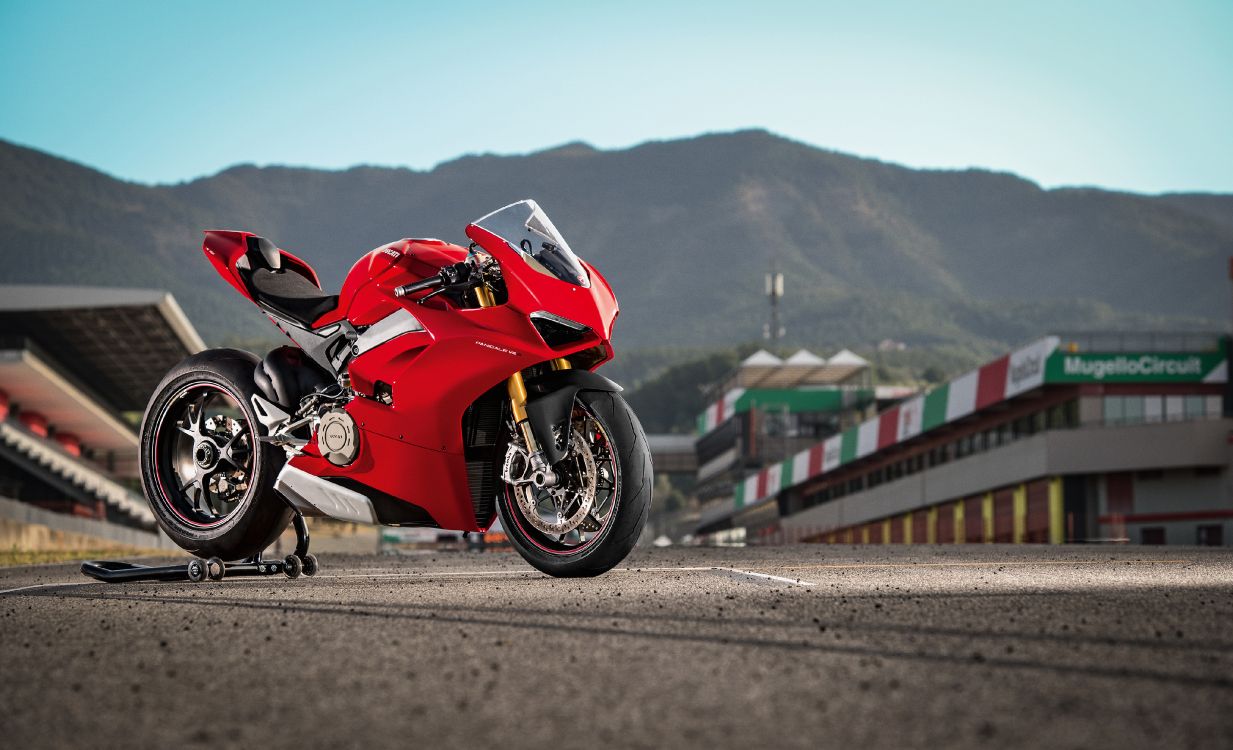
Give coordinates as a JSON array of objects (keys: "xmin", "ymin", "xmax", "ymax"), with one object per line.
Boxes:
[
  {"xmin": 728, "ymin": 349, "xmax": 870, "ymax": 391},
  {"xmin": 0, "ymin": 346, "xmax": 139, "ymax": 475},
  {"xmin": 0, "ymin": 285, "xmax": 206, "ymax": 413}
]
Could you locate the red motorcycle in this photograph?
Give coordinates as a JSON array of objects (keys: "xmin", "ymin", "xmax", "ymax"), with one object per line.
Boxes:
[{"xmin": 138, "ymin": 200, "xmax": 652, "ymax": 578}]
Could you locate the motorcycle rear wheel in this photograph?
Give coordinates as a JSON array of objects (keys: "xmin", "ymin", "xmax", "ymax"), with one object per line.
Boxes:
[
  {"xmin": 497, "ymin": 390, "xmax": 652, "ymax": 577},
  {"xmin": 140, "ymin": 349, "xmax": 291, "ymax": 560}
]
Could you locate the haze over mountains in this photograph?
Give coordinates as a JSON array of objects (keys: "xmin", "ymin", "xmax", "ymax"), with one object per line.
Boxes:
[{"xmin": 1, "ymin": 130, "xmax": 1229, "ymax": 364}]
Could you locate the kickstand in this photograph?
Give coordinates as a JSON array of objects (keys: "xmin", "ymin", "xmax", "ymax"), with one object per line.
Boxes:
[{"xmin": 80, "ymin": 511, "xmax": 318, "ymax": 584}]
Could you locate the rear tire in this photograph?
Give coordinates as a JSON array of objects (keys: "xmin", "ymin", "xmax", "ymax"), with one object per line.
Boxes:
[
  {"xmin": 497, "ymin": 390, "xmax": 652, "ymax": 577},
  {"xmin": 140, "ymin": 349, "xmax": 292, "ymax": 561}
]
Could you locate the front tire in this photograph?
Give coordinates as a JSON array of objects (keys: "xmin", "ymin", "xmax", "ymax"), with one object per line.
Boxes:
[
  {"xmin": 497, "ymin": 390, "xmax": 652, "ymax": 577},
  {"xmin": 139, "ymin": 349, "xmax": 292, "ymax": 560}
]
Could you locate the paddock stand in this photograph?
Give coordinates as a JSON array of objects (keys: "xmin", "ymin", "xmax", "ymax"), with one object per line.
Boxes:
[{"xmin": 80, "ymin": 513, "xmax": 319, "ymax": 584}]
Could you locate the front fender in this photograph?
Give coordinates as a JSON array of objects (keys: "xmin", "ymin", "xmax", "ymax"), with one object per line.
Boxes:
[{"xmin": 524, "ymin": 370, "xmax": 623, "ymax": 465}]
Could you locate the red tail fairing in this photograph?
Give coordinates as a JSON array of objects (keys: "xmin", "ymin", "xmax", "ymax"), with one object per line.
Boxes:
[{"xmin": 202, "ymin": 230, "xmax": 323, "ymax": 306}]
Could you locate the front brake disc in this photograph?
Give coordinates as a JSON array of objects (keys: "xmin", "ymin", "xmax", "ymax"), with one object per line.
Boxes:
[{"xmin": 514, "ymin": 429, "xmax": 597, "ymax": 536}]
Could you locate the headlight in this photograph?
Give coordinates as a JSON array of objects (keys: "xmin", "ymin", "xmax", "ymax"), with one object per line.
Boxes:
[{"xmin": 530, "ymin": 311, "xmax": 591, "ymax": 348}]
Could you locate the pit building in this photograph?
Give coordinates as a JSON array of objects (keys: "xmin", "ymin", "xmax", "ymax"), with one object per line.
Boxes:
[{"xmin": 698, "ymin": 333, "xmax": 1231, "ymax": 547}]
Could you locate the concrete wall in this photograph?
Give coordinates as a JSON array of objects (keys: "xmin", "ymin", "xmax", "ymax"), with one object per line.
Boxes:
[
  {"xmin": 782, "ymin": 419, "xmax": 1233, "ymax": 533},
  {"xmin": 1096, "ymin": 469, "xmax": 1231, "ymax": 546},
  {"xmin": 1130, "ymin": 471, "xmax": 1223, "ymax": 515},
  {"xmin": 1048, "ymin": 419, "xmax": 1230, "ymax": 475},
  {"xmin": 0, "ymin": 495, "xmax": 177, "ymax": 551}
]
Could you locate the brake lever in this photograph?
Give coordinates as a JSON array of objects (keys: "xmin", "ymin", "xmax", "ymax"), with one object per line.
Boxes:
[{"xmin": 416, "ymin": 286, "xmax": 451, "ymax": 305}]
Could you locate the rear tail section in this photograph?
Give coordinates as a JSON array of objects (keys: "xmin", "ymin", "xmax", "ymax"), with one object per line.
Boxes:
[{"xmin": 201, "ymin": 230, "xmax": 323, "ymax": 304}]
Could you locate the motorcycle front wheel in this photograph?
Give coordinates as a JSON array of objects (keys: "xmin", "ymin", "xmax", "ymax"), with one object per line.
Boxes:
[{"xmin": 496, "ymin": 390, "xmax": 652, "ymax": 577}]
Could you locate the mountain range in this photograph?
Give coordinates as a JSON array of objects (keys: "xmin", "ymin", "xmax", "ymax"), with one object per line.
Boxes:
[{"xmin": 1, "ymin": 130, "xmax": 1229, "ymax": 372}]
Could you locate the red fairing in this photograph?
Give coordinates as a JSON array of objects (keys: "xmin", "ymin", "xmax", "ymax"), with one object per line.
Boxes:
[
  {"xmin": 205, "ymin": 212, "xmax": 620, "ymax": 534},
  {"xmin": 316, "ymin": 239, "xmax": 470, "ymax": 328},
  {"xmin": 465, "ymin": 224, "xmax": 619, "ymax": 347}
]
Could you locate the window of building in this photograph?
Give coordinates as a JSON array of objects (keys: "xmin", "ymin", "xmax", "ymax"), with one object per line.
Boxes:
[
  {"xmin": 1106, "ymin": 396, "xmax": 1160, "ymax": 426},
  {"xmin": 1143, "ymin": 395, "xmax": 1163, "ymax": 423},
  {"xmin": 1184, "ymin": 395, "xmax": 1206, "ymax": 419},
  {"xmin": 1196, "ymin": 525, "xmax": 1224, "ymax": 546},
  {"xmin": 1140, "ymin": 527, "xmax": 1166, "ymax": 545},
  {"xmin": 1104, "ymin": 396, "xmax": 1124, "ymax": 425},
  {"xmin": 1207, "ymin": 395, "xmax": 1224, "ymax": 419},
  {"xmin": 934, "ymin": 445, "xmax": 950, "ymax": 466},
  {"xmin": 761, "ymin": 409, "xmax": 791, "ymax": 437}
]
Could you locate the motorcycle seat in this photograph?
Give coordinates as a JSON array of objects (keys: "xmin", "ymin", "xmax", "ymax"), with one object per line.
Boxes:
[{"xmin": 249, "ymin": 268, "xmax": 339, "ymax": 327}]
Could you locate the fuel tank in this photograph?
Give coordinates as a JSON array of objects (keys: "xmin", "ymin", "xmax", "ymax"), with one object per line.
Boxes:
[{"xmin": 315, "ymin": 238, "xmax": 468, "ymax": 327}]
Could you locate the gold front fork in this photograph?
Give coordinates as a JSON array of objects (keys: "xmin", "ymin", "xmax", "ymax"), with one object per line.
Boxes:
[{"xmin": 473, "ymin": 282, "xmax": 562, "ymax": 452}]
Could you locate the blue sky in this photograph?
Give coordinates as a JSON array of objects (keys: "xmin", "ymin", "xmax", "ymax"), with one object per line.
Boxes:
[{"xmin": 1, "ymin": 0, "xmax": 1230, "ymax": 192}]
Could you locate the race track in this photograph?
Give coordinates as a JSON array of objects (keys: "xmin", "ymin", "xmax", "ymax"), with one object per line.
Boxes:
[{"xmin": 2, "ymin": 545, "xmax": 1231, "ymax": 749}]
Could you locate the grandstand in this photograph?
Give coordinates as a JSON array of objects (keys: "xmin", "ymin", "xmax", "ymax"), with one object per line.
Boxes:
[{"xmin": 0, "ymin": 286, "xmax": 204, "ymax": 551}]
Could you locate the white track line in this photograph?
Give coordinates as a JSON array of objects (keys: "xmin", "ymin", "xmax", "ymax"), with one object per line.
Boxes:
[
  {"xmin": 714, "ymin": 567, "xmax": 816, "ymax": 587},
  {"xmin": 0, "ymin": 581, "xmax": 93, "ymax": 597},
  {"xmin": 774, "ymin": 559, "xmax": 1188, "ymax": 572},
  {"xmin": 0, "ymin": 564, "xmax": 815, "ymax": 595}
]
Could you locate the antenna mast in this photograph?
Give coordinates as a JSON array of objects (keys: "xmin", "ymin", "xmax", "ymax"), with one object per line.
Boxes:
[{"xmin": 764, "ymin": 260, "xmax": 784, "ymax": 343}]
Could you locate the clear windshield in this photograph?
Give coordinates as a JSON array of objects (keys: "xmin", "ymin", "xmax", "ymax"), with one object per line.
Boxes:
[{"xmin": 471, "ymin": 200, "xmax": 590, "ymax": 287}]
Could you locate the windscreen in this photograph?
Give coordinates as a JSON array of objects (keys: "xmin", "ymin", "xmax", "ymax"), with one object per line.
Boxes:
[{"xmin": 471, "ymin": 200, "xmax": 590, "ymax": 287}]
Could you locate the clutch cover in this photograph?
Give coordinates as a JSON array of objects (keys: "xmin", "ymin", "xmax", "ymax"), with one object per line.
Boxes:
[{"xmin": 317, "ymin": 408, "xmax": 359, "ymax": 466}]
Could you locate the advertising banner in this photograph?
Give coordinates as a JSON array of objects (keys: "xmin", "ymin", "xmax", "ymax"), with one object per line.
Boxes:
[{"xmin": 1044, "ymin": 350, "xmax": 1226, "ymax": 383}]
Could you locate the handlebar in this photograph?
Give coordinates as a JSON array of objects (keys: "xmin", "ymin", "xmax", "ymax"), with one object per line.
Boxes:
[
  {"xmin": 393, "ymin": 275, "xmax": 444, "ymax": 298},
  {"xmin": 394, "ymin": 260, "xmax": 481, "ymax": 299}
]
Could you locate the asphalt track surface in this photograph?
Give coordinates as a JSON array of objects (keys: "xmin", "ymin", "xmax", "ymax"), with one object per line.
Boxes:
[{"xmin": 2, "ymin": 545, "xmax": 1231, "ymax": 749}]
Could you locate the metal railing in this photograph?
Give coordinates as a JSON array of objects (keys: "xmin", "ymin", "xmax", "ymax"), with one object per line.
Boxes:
[{"xmin": 1052, "ymin": 331, "xmax": 1225, "ymax": 353}]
